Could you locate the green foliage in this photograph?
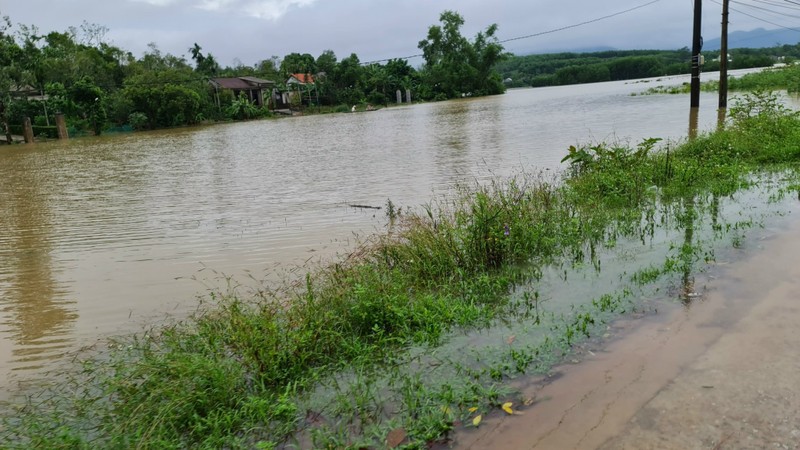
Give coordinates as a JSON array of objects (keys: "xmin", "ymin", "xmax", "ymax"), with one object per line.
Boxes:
[
  {"xmin": 728, "ymin": 64, "xmax": 800, "ymax": 92},
  {"xmin": 498, "ymin": 48, "xmax": 690, "ymax": 87},
  {"xmin": 189, "ymin": 42, "xmax": 220, "ymax": 76},
  {"xmin": 561, "ymin": 138, "xmax": 662, "ymax": 207},
  {"xmin": 128, "ymin": 112, "xmax": 148, "ymax": 131},
  {"xmin": 417, "ymin": 10, "xmax": 507, "ymax": 100},
  {"xmin": 226, "ymin": 92, "xmax": 259, "ymax": 120},
  {"xmin": 497, "ymin": 43, "xmax": 794, "ymax": 88},
  {"xmin": 123, "ymin": 72, "xmax": 203, "ymax": 129},
  {"xmin": 0, "ymin": 8, "xmax": 517, "ymax": 133},
  {"xmin": 68, "ymin": 76, "xmax": 107, "ymax": 135},
  {"xmin": 281, "ymin": 52, "xmax": 317, "ymax": 77}
]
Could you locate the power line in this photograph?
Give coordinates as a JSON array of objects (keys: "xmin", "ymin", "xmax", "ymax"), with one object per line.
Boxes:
[
  {"xmin": 713, "ymin": 0, "xmax": 800, "ymax": 32},
  {"xmin": 361, "ymin": 0, "xmax": 662, "ymax": 65},
  {"xmin": 499, "ymin": 0, "xmax": 661, "ymax": 44},
  {"xmin": 746, "ymin": 0, "xmax": 800, "ymax": 11},
  {"xmin": 733, "ymin": 0, "xmax": 800, "ymax": 19}
]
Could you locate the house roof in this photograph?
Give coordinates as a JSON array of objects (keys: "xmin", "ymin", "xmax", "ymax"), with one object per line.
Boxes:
[
  {"xmin": 288, "ymin": 73, "xmax": 315, "ymax": 84},
  {"xmin": 210, "ymin": 77, "xmax": 275, "ymax": 89},
  {"xmin": 239, "ymin": 76, "xmax": 275, "ymax": 86},
  {"xmin": 211, "ymin": 78, "xmax": 254, "ymax": 89}
]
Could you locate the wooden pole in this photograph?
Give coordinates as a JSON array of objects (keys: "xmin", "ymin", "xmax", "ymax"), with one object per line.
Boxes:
[
  {"xmin": 23, "ymin": 117, "xmax": 34, "ymax": 144},
  {"xmin": 718, "ymin": 0, "xmax": 730, "ymax": 128},
  {"xmin": 689, "ymin": 0, "xmax": 703, "ymax": 139},
  {"xmin": 55, "ymin": 113, "xmax": 69, "ymax": 139}
]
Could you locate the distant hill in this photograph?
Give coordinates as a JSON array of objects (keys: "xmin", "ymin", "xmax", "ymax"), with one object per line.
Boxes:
[
  {"xmin": 510, "ymin": 28, "xmax": 800, "ymax": 57},
  {"xmin": 703, "ymin": 28, "xmax": 800, "ymax": 51}
]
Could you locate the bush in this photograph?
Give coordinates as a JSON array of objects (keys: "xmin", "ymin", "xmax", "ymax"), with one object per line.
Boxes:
[
  {"xmin": 226, "ymin": 93, "xmax": 259, "ymax": 120},
  {"xmin": 128, "ymin": 112, "xmax": 148, "ymax": 131}
]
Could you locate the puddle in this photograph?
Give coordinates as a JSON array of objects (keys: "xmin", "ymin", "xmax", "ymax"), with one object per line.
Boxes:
[
  {"xmin": 294, "ymin": 174, "xmax": 800, "ymax": 447},
  {"xmin": 449, "ymin": 186, "xmax": 800, "ymax": 448}
]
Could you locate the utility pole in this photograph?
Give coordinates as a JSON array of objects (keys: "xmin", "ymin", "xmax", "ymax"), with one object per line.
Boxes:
[
  {"xmin": 718, "ymin": 0, "xmax": 730, "ymax": 128},
  {"xmin": 689, "ymin": 0, "xmax": 703, "ymax": 138}
]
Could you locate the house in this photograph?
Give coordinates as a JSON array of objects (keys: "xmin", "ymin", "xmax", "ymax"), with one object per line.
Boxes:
[
  {"xmin": 287, "ymin": 73, "xmax": 315, "ymax": 86},
  {"xmin": 285, "ymin": 73, "xmax": 318, "ymax": 107},
  {"xmin": 209, "ymin": 76, "xmax": 275, "ymax": 108}
]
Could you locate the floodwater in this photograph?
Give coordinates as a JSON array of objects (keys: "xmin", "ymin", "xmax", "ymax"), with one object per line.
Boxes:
[
  {"xmin": 453, "ymin": 209, "xmax": 800, "ymax": 450},
  {"xmin": 0, "ymin": 70, "xmax": 791, "ymax": 394}
]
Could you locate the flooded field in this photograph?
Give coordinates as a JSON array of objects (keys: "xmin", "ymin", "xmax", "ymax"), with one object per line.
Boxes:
[{"xmin": 0, "ymin": 69, "xmax": 794, "ymax": 396}]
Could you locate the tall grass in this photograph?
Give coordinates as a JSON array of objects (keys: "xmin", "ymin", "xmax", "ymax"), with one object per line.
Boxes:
[{"xmin": 2, "ymin": 92, "xmax": 800, "ymax": 449}]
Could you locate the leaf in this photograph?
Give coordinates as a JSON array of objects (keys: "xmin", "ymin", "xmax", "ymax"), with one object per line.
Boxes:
[
  {"xmin": 468, "ymin": 406, "xmax": 478, "ymax": 413},
  {"xmin": 386, "ymin": 428, "xmax": 407, "ymax": 448},
  {"xmin": 502, "ymin": 402, "xmax": 514, "ymax": 415},
  {"xmin": 472, "ymin": 415, "xmax": 482, "ymax": 427},
  {"xmin": 440, "ymin": 405, "xmax": 452, "ymax": 415}
]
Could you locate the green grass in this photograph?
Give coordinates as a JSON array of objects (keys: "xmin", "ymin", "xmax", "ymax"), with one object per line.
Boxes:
[
  {"xmin": 634, "ymin": 63, "xmax": 800, "ymax": 96},
  {"xmin": 3, "ymin": 92, "xmax": 800, "ymax": 449}
]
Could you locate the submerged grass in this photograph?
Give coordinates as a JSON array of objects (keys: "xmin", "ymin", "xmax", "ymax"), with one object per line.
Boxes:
[
  {"xmin": 3, "ymin": 92, "xmax": 800, "ymax": 449},
  {"xmin": 634, "ymin": 63, "xmax": 800, "ymax": 95}
]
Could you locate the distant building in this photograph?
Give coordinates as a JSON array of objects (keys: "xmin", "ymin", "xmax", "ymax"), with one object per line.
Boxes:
[
  {"xmin": 287, "ymin": 73, "xmax": 315, "ymax": 86},
  {"xmin": 285, "ymin": 73, "xmax": 318, "ymax": 107},
  {"xmin": 209, "ymin": 76, "xmax": 275, "ymax": 108}
]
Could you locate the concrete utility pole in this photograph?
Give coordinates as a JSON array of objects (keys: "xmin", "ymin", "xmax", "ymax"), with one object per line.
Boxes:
[
  {"xmin": 689, "ymin": 0, "xmax": 703, "ymax": 138},
  {"xmin": 718, "ymin": 0, "xmax": 730, "ymax": 128}
]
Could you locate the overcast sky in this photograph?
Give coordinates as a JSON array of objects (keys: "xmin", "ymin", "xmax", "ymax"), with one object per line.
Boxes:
[{"xmin": 1, "ymin": 0, "xmax": 796, "ymax": 67}]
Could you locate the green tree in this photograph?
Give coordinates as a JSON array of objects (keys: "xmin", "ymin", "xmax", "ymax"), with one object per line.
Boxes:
[
  {"xmin": 331, "ymin": 53, "xmax": 364, "ymax": 105},
  {"xmin": 122, "ymin": 71, "xmax": 203, "ymax": 129},
  {"xmin": 189, "ymin": 43, "xmax": 220, "ymax": 76},
  {"xmin": 314, "ymin": 50, "xmax": 337, "ymax": 105},
  {"xmin": 0, "ymin": 13, "xmax": 23, "ymax": 143},
  {"xmin": 280, "ymin": 52, "xmax": 316, "ymax": 78},
  {"xmin": 417, "ymin": 10, "xmax": 506, "ymax": 100},
  {"xmin": 69, "ymin": 76, "xmax": 107, "ymax": 134},
  {"xmin": 226, "ymin": 92, "xmax": 258, "ymax": 120}
]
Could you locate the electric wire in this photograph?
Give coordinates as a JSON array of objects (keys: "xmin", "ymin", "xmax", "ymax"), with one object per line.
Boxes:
[
  {"xmin": 747, "ymin": 0, "xmax": 800, "ymax": 10},
  {"xmin": 712, "ymin": 0, "xmax": 800, "ymax": 32},
  {"xmin": 361, "ymin": 0, "xmax": 662, "ymax": 65},
  {"xmin": 733, "ymin": 0, "xmax": 800, "ymax": 19}
]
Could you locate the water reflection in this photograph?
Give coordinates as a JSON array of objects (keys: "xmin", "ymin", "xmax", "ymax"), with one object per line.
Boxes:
[
  {"xmin": 0, "ymin": 149, "xmax": 77, "ymax": 372},
  {"xmin": 432, "ymin": 100, "xmax": 472, "ymax": 177},
  {"xmin": 0, "ymin": 75, "xmax": 773, "ymax": 388}
]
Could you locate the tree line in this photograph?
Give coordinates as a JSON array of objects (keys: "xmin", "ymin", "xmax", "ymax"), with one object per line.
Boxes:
[
  {"xmin": 497, "ymin": 44, "xmax": 798, "ymax": 88},
  {"xmin": 3, "ymin": 5, "xmax": 795, "ymax": 140},
  {"xmin": 0, "ymin": 10, "xmax": 505, "ymax": 140}
]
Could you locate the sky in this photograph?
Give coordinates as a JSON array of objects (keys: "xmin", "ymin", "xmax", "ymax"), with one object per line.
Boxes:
[{"xmin": 1, "ymin": 0, "xmax": 797, "ymax": 68}]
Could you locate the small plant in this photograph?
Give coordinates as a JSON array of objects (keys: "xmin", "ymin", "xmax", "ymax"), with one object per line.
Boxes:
[
  {"xmin": 127, "ymin": 111, "xmax": 148, "ymax": 131},
  {"xmin": 226, "ymin": 93, "xmax": 259, "ymax": 120}
]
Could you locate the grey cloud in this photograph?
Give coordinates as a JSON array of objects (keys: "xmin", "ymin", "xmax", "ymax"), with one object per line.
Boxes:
[{"xmin": 0, "ymin": 1, "xmax": 781, "ymax": 67}]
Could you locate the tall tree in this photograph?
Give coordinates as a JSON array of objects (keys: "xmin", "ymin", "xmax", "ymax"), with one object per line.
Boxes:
[
  {"xmin": 280, "ymin": 52, "xmax": 316, "ymax": 77},
  {"xmin": 0, "ymin": 13, "xmax": 22, "ymax": 143},
  {"xmin": 418, "ymin": 10, "xmax": 506, "ymax": 100},
  {"xmin": 189, "ymin": 43, "xmax": 220, "ymax": 76}
]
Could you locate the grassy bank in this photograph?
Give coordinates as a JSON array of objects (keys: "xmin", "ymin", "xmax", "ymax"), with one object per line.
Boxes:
[
  {"xmin": 634, "ymin": 63, "xmax": 800, "ymax": 96},
  {"xmin": 2, "ymin": 92, "xmax": 800, "ymax": 449}
]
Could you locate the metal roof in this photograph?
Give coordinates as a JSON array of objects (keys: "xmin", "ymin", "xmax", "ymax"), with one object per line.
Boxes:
[
  {"xmin": 211, "ymin": 78, "xmax": 253, "ymax": 89},
  {"xmin": 239, "ymin": 76, "xmax": 275, "ymax": 86}
]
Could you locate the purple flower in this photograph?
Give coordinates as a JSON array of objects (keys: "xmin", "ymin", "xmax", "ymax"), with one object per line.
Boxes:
[{"xmin": 503, "ymin": 224, "xmax": 510, "ymax": 236}]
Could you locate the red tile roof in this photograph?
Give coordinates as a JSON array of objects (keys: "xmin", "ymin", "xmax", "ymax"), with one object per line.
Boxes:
[{"xmin": 289, "ymin": 73, "xmax": 315, "ymax": 84}]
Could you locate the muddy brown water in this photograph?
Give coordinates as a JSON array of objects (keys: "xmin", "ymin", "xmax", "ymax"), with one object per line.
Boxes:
[
  {"xmin": 0, "ymin": 70, "xmax": 793, "ymax": 397},
  {"xmin": 449, "ymin": 212, "xmax": 800, "ymax": 450}
]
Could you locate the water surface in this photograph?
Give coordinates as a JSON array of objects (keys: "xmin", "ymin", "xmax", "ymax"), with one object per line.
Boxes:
[{"xmin": 0, "ymin": 70, "xmax": 789, "ymax": 393}]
